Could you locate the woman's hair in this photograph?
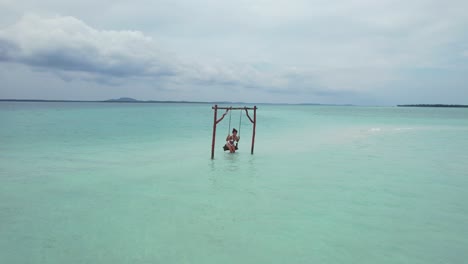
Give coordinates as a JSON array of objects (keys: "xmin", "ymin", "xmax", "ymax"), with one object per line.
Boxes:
[{"xmin": 232, "ymin": 128, "xmax": 238, "ymax": 133}]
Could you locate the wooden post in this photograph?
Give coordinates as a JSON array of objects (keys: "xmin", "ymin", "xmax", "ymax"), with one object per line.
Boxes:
[
  {"xmin": 251, "ymin": 105, "xmax": 257, "ymax": 154},
  {"xmin": 211, "ymin": 105, "xmax": 218, "ymax": 159}
]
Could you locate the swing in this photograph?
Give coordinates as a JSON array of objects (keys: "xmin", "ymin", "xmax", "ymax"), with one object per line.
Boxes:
[
  {"xmin": 211, "ymin": 105, "xmax": 257, "ymax": 159},
  {"xmin": 223, "ymin": 109, "xmax": 242, "ymax": 151}
]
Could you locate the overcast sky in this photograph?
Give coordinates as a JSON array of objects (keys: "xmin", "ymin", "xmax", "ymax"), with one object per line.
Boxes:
[{"xmin": 1, "ymin": 0, "xmax": 467, "ymax": 105}]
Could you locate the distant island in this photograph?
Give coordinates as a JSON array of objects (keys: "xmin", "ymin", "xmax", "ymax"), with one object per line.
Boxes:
[
  {"xmin": 103, "ymin": 97, "xmax": 213, "ymax": 104},
  {"xmin": 398, "ymin": 104, "xmax": 468, "ymax": 108},
  {"xmin": 105, "ymin": 97, "xmax": 139, "ymax": 102}
]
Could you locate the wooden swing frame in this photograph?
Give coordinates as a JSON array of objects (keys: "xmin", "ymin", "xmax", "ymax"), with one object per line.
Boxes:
[{"xmin": 211, "ymin": 105, "xmax": 257, "ymax": 159}]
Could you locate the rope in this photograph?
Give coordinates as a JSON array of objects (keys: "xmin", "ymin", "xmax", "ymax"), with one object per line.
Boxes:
[
  {"xmin": 227, "ymin": 107, "xmax": 232, "ymax": 135},
  {"xmin": 238, "ymin": 109, "xmax": 242, "ymax": 137}
]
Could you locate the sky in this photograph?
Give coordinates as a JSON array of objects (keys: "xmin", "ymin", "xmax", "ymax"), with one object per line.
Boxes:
[{"xmin": 1, "ymin": 0, "xmax": 467, "ymax": 105}]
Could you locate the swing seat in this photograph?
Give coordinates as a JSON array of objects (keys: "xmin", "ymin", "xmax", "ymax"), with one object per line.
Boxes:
[{"xmin": 223, "ymin": 143, "xmax": 238, "ymax": 151}]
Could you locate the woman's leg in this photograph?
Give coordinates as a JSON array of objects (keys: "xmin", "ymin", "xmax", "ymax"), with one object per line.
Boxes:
[{"xmin": 228, "ymin": 143, "xmax": 235, "ymax": 153}]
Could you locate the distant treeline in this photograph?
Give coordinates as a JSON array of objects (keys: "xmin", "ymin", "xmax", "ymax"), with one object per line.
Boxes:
[{"xmin": 398, "ymin": 104, "xmax": 468, "ymax": 108}]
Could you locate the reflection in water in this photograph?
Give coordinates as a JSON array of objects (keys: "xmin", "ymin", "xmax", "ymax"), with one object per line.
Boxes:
[
  {"xmin": 246, "ymin": 155, "xmax": 258, "ymax": 178},
  {"xmin": 209, "ymin": 152, "xmax": 259, "ymax": 173},
  {"xmin": 207, "ymin": 152, "xmax": 259, "ymax": 193},
  {"xmin": 224, "ymin": 152, "xmax": 240, "ymax": 172},
  {"xmin": 208, "ymin": 152, "xmax": 240, "ymax": 171}
]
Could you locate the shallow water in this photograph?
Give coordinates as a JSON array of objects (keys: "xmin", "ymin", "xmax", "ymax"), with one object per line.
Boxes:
[{"xmin": 1, "ymin": 102, "xmax": 468, "ymax": 263}]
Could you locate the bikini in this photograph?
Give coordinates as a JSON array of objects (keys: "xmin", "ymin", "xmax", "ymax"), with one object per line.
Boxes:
[{"xmin": 227, "ymin": 136, "xmax": 236, "ymax": 146}]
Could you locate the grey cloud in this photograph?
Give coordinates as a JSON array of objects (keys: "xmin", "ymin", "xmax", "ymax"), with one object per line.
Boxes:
[
  {"xmin": 2, "ymin": 0, "xmax": 468, "ymax": 105},
  {"xmin": 0, "ymin": 15, "xmax": 179, "ymax": 81},
  {"xmin": 0, "ymin": 14, "xmax": 288, "ymax": 91},
  {"xmin": 0, "ymin": 38, "xmax": 19, "ymax": 61}
]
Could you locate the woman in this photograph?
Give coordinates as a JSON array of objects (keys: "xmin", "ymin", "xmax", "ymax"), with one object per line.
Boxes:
[{"xmin": 225, "ymin": 128, "xmax": 240, "ymax": 153}]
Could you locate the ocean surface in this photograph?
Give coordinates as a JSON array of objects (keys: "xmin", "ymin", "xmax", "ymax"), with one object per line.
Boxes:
[{"xmin": 1, "ymin": 102, "xmax": 467, "ymax": 264}]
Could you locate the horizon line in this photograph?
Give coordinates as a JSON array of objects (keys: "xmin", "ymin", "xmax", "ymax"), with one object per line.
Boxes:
[
  {"xmin": 0, "ymin": 98, "xmax": 361, "ymax": 106},
  {"xmin": 3, "ymin": 98, "xmax": 467, "ymax": 107}
]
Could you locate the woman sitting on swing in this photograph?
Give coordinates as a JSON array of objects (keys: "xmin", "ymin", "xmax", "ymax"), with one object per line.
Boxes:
[{"xmin": 225, "ymin": 128, "xmax": 240, "ymax": 153}]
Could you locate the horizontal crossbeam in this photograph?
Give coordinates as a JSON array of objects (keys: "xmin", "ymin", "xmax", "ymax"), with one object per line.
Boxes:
[{"xmin": 212, "ymin": 106, "xmax": 256, "ymax": 110}]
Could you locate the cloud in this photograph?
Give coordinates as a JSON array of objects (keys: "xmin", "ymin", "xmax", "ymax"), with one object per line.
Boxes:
[
  {"xmin": 0, "ymin": 14, "xmax": 298, "ymax": 92},
  {"xmin": 2, "ymin": 14, "xmax": 354, "ymax": 104},
  {"xmin": 0, "ymin": 14, "xmax": 179, "ymax": 80},
  {"xmin": 1, "ymin": 0, "xmax": 468, "ymax": 104}
]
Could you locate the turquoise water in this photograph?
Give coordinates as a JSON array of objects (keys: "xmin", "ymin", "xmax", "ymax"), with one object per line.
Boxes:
[{"xmin": 1, "ymin": 102, "xmax": 468, "ymax": 263}]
